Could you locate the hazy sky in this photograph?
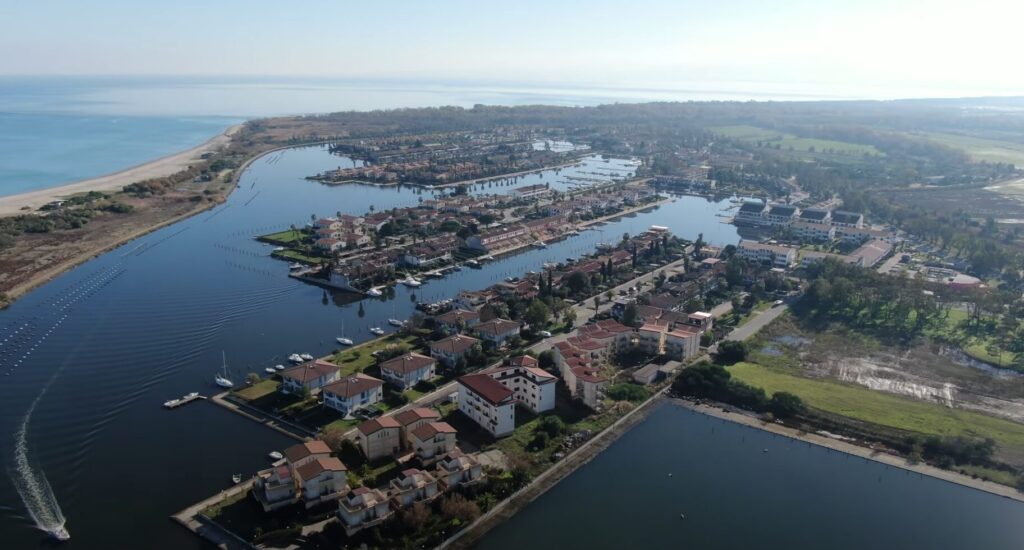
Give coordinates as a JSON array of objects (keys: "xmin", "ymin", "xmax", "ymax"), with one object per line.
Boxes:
[{"xmin": 2, "ymin": 0, "xmax": 1022, "ymax": 97}]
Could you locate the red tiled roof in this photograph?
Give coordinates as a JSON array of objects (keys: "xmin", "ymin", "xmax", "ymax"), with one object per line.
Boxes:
[
  {"xmin": 357, "ymin": 416, "xmax": 401, "ymax": 435},
  {"xmin": 394, "ymin": 407, "xmax": 441, "ymax": 427},
  {"xmin": 296, "ymin": 456, "xmax": 347, "ymax": 480},
  {"xmin": 379, "ymin": 353, "xmax": 435, "ymax": 375},
  {"xmin": 430, "ymin": 334, "xmax": 479, "ymax": 354},
  {"xmin": 475, "ymin": 319, "xmax": 520, "ymax": 337},
  {"xmin": 411, "ymin": 421, "xmax": 457, "ymax": 440},
  {"xmin": 458, "ymin": 373, "xmax": 514, "ymax": 405},
  {"xmin": 284, "ymin": 440, "xmax": 331, "ymax": 463},
  {"xmin": 509, "ymin": 355, "xmax": 537, "ymax": 367},
  {"xmin": 322, "ymin": 372, "xmax": 383, "ymax": 398},
  {"xmin": 435, "ymin": 309, "xmax": 480, "ymax": 325},
  {"xmin": 280, "ymin": 360, "xmax": 339, "ymax": 384}
]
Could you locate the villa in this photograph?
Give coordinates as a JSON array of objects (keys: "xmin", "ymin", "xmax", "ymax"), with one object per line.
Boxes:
[
  {"xmin": 435, "ymin": 450, "xmax": 484, "ymax": 489},
  {"xmin": 378, "ymin": 353, "xmax": 436, "ymax": 389},
  {"xmin": 429, "ymin": 334, "xmax": 480, "ymax": 367},
  {"xmin": 253, "ymin": 440, "xmax": 346, "ymax": 512},
  {"xmin": 356, "ymin": 416, "xmax": 402, "ymax": 461},
  {"xmin": 338, "ymin": 487, "xmax": 392, "ymax": 536},
  {"xmin": 321, "ymin": 373, "xmax": 384, "ymax": 416},
  {"xmin": 474, "ymin": 318, "xmax": 521, "ymax": 347},
  {"xmin": 409, "ymin": 421, "xmax": 458, "ymax": 464},
  {"xmin": 279, "ymin": 360, "xmax": 340, "ymax": 395},
  {"xmin": 434, "ymin": 309, "xmax": 481, "ymax": 334},
  {"xmin": 389, "ymin": 468, "xmax": 440, "ymax": 508},
  {"xmin": 395, "ymin": 407, "xmax": 442, "ymax": 449}
]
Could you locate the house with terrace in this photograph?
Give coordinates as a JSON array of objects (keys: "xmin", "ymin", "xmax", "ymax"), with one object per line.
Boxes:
[
  {"xmin": 409, "ymin": 422, "xmax": 458, "ymax": 464},
  {"xmin": 253, "ymin": 440, "xmax": 342, "ymax": 512},
  {"xmin": 478, "ymin": 355, "xmax": 557, "ymax": 413},
  {"xmin": 735, "ymin": 200, "xmax": 768, "ymax": 225},
  {"xmin": 395, "ymin": 407, "xmax": 442, "ymax": 449},
  {"xmin": 765, "ymin": 204, "xmax": 800, "ymax": 226},
  {"xmin": 378, "ymin": 353, "xmax": 435, "ymax": 390},
  {"xmin": 435, "ymin": 450, "xmax": 484, "ymax": 489},
  {"xmin": 279, "ymin": 360, "xmax": 340, "ymax": 395},
  {"xmin": 434, "ymin": 309, "xmax": 480, "ymax": 334},
  {"xmin": 294, "ymin": 456, "xmax": 348, "ymax": 509},
  {"xmin": 798, "ymin": 207, "xmax": 832, "ymax": 225},
  {"xmin": 338, "ymin": 487, "xmax": 392, "ymax": 536},
  {"xmin": 321, "ymin": 373, "xmax": 384, "ymax": 417},
  {"xmin": 389, "ymin": 468, "xmax": 441, "ymax": 508}
]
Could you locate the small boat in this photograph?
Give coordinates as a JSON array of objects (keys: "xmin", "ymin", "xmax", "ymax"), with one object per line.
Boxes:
[
  {"xmin": 264, "ymin": 367, "xmax": 276, "ymax": 374},
  {"xmin": 367, "ymin": 287, "xmax": 383, "ymax": 297},
  {"xmin": 48, "ymin": 526, "xmax": 70, "ymax": 541},
  {"xmin": 453, "ymin": 265, "xmax": 462, "ymax": 271},
  {"xmin": 288, "ymin": 353, "xmax": 303, "ymax": 363},
  {"xmin": 215, "ymin": 352, "xmax": 234, "ymax": 389},
  {"xmin": 532, "ymin": 240, "xmax": 547, "ymax": 248},
  {"xmin": 369, "ymin": 327, "xmax": 385, "ymax": 336},
  {"xmin": 274, "ymin": 364, "xmax": 285, "ymax": 370},
  {"xmin": 163, "ymin": 398, "xmax": 181, "ymax": 408},
  {"xmin": 268, "ymin": 451, "xmax": 284, "ymax": 461},
  {"xmin": 300, "ymin": 353, "xmax": 314, "ymax": 361},
  {"xmin": 465, "ymin": 259, "xmax": 481, "ymax": 268},
  {"xmin": 401, "ymin": 274, "xmax": 422, "ymax": 287},
  {"xmin": 274, "ymin": 246, "xmax": 285, "ymax": 251},
  {"xmin": 289, "ymin": 263, "xmax": 303, "ymax": 270},
  {"xmin": 231, "ymin": 473, "xmax": 242, "ymax": 484},
  {"xmin": 337, "ymin": 336, "xmax": 354, "ymax": 345},
  {"xmin": 387, "ymin": 318, "xmax": 404, "ymax": 327}
]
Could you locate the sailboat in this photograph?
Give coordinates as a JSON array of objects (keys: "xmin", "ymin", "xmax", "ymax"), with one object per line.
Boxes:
[
  {"xmin": 387, "ymin": 304, "xmax": 404, "ymax": 327},
  {"xmin": 215, "ymin": 352, "xmax": 234, "ymax": 389},
  {"xmin": 336, "ymin": 320, "xmax": 354, "ymax": 346},
  {"xmin": 367, "ymin": 287, "xmax": 383, "ymax": 297},
  {"xmin": 369, "ymin": 326, "xmax": 385, "ymax": 336}
]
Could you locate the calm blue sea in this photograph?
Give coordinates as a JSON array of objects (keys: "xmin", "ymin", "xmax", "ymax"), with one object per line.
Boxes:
[{"xmin": 0, "ymin": 75, "xmax": 857, "ymax": 197}]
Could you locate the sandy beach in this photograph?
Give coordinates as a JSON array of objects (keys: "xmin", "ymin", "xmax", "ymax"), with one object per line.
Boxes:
[{"xmin": 0, "ymin": 123, "xmax": 244, "ymax": 216}]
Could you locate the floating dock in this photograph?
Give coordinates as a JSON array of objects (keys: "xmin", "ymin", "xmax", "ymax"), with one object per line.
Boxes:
[{"xmin": 164, "ymin": 393, "xmax": 207, "ymax": 409}]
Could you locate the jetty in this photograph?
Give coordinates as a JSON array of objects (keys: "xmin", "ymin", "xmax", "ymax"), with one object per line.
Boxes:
[{"xmin": 163, "ymin": 393, "xmax": 206, "ymax": 409}]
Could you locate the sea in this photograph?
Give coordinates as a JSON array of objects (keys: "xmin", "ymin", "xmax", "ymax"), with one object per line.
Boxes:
[{"xmin": 0, "ymin": 77, "xmax": 1021, "ymax": 548}]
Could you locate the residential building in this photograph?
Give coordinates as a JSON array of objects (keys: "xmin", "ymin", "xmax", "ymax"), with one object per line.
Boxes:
[
  {"xmin": 253, "ymin": 464, "xmax": 297, "ymax": 511},
  {"xmin": 338, "ymin": 487, "xmax": 392, "ymax": 535},
  {"xmin": 429, "ymin": 334, "xmax": 480, "ymax": 367},
  {"xmin": 378, "ymin": 353, "xmax": 435, "ymax": 389},
  {"xmin": 850, "ymin": 239, "xmax": 893, "ymax": 267},
  {"xmin": 799, "ymin": 250, "xmax": 860, "ymax": 268},
  {"xmin": 798, "ymin": 207, "xmax": 832, "ymax": 225},
  {"xmin": 737, "ymin": 240, "xmax": 797, "ymax": 268},
  {"xmin": 253, "ymin": 440, "xmax": 337, "ymax": 512},
  {"xmin": 356, "ymin": 416, "xmax": 402, "ymax": 461},
  {"xmin": 831, "ymin": 210, "xmax": 864, "ymax": 228},
  {"xmin": 409, "ymin": 422, "xmax": 458, "ymax": 464},
  {"xmin": 512, "ymin": 183, "xmax": 551, "ymax": 199},
  {"xmin": 791, "ymin": 220, "xmax": 836, "ymax": 242},
  {"xmin": 479, "ymin": 355, "xmax": 556, "ymax": 413},
  {"xmin": 321, "ymin": 373, "xmax": 384, "ymax": 417},
  {"xmin": 735, "ymin": 201, "xmax": 767, "ymax": 225},
  {"xmin": 395, "ymin": 407, "xmax": 442, "ymax": 448},
  {"xmin": 475, "ymin": 318, "xmax": 521, "ymax": 347},
  {"xmin": 765, "ymin": 204, "xmax": 800, "ymax": 226},
  {"xmin": 456, "ymin": 373, "xmax": 516, "ymax": 437},
  {"xmin": 434, "ymin": 309, "xmax": 481, "ymax": 334},
  {"xmin": 435, "ymin": 450, "xmax": 484, "ymax": 489},
  {"xmin": 389, "ymin": 468, "xmax": 440, "ymax": 508},
  {"xmin": 295, "ymin": 457, "xmax": 348, "ymax": 509},
  {"xmin": 279, "ymin": 360, "xmax": 340, "ymax": 395}
]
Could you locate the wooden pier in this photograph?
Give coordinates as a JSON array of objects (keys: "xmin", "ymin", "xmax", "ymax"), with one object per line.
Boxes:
[{"xmin": 163, "ymin": 393, "xmax": 207, "ymax": 409}]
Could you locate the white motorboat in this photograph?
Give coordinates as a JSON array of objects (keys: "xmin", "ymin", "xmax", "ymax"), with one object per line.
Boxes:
[
  {"xmin": 300, "ymin": 353, "xmax": 314, "ymax": 361},
  {"xmin": 369, "ymin": 327, "xmax": 385, "ymax": 336},
  {"xmin": 274, "ymin": 364, "xmax": 285, "ymax": 370},
  {"xmin": 465, "ymin": 259, "xmax": 480, "ymax": 268},
  {"xmin": 337, "ymin": 336, "xmax": 354, "ymax": 345},
  {"xmin": 48, "ymin": 526, "xmax": 70, "ymax": 541},
  {"xmin": 268, "ymin": 451, "xmax": 284, "ymax": 461},
  {"xmin": 264, "ymin": 367, "xmax": 277, "ymax": 374},
  {"xmin": 274, "ymin": 246, "xmax": 285, "ymax": 251},
  {"xmin": 231, "ymin": 473, "xmax": 242, "ymax": 484},
  {"xmin": 367, "ymin": 287, "xmax": 383, "ymax": 297},
  {"xmin": 215, "ymin": 352, "xmax": 234, "ymax": 389},
  {"xmin": 387, "ymin": 318, "xmax": 404, "ymax": 327},
  {"xmin": 289, "ymin": 263, "xmax": 303, "ymax": 270},
  {"xmin": 163, "ymin": 398, "xmax": 181, "ymax": 408},
  {"xmin": 401, "ymin": 274, "xmax": 422, "ymax": 287},
  {"xmin": 288, "ymin": 353, "xmax": 303, "ymax": 363},
  {"xmin": 532, "ymin": 240, "xmax": 547, "ymax": 248}
]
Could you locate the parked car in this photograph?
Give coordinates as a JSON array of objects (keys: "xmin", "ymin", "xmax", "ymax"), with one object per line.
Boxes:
[
  {"xmin": 773, "ymin": 300, "xmax": 784, "ymax": 307},
  {"xmin": 538, "ymin": 330, "xmax": 552, "ymax": 338}
]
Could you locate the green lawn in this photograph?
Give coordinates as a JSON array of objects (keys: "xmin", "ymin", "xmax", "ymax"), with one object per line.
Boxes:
[
  {"xmin": 729, "ymin": 362, "xmax": 1024, "ymax": 453},
  {"xmin": 258, "ymin": 229, "xmax": 307, "ymax": 245},
  {"xmin": 928, "ymin": 309, "xmax": 1021, "ymax": 370},
  {"xmin": 710, "ymin": 125, "xmax": 881, "ymax": 156},
  {"xmin": 234, "ymin": 379, "xmax": 279, "ymax": 401},
  {"xmin": 272, "ymin": 249, "xmax": 323, "ymax": 265},
  {"xmin": 912, "ymin": 131, "xmax": 1024, "ymax": 166},
  {"xmin": 329, "ymin": 334, "xmax": 420, "ymax": 375}
]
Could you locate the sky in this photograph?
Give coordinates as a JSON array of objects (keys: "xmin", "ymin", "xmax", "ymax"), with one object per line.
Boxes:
[{"xmin": 2, "ymin": 0, "xmax": 1023, "ymax": 98}]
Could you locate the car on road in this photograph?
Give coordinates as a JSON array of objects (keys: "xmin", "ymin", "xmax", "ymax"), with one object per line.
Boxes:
[
  {"xmin": 538, "ymin": 330, "xmax": 552, "ymax": 338},
  {"xmin": 773, "ymin": 300, "xmax": 784, "ymax": 307}
]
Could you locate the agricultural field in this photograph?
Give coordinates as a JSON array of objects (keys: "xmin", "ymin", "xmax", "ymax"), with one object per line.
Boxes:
[
  {"xmin": 911, "ymin": 131, "xmax": 1024, "ymax": 166},
  {"xmin": 710, "ymin": 125, "xmax": 881, "ymax": 157},
  {"xmin": 728, "ymin": 361, "xmax": 1024, "ymax": 465}
]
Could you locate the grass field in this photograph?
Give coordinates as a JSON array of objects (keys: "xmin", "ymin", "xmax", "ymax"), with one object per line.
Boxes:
[
  {"xmin": 271, "ymin": 249, "xmax": 323, "ymax": 265},
  {"xmin": 329, "ymin": 334, "xmax": 419, "ymax": 375},
  {"xmin": 711, "ymin": 125, "xmax": 881, "ymax": 156},
  {"xmin": 729, "ymin": 362, "xmax": 1024, "ymax": 453},
  {"xmin": 258, "ymin": 229, "xmax": 307, "ymax": 245},
  {"xmin": 913, "ymin": 132, "xmax": 1024, "ymax": 166},
  {"xmin": 928, "ymin": 309, "xmax": 1021, "ymax": 370},
  {"xmin": 234, "ymin": 379, "xmax": 279, "ymax": 400}
]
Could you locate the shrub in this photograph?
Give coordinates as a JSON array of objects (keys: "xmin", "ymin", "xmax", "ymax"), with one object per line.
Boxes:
[{"xmin": 716, "ymin": 340, "xmax": 748, "ymax": 364}]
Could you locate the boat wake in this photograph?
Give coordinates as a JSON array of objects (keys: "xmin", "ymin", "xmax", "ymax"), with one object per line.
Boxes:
[{"xmin": 10, "ymin": 368, "xmax": 69, "ymax": 540}]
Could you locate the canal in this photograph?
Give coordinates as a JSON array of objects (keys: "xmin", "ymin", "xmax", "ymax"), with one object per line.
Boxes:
[
  {"xmin": 477, "ymin": 403, "xmax": 1024, "ymax": 550},
  {"xmin": 0, "ymin": 145, "xmax": 739, "ymax": 548}
]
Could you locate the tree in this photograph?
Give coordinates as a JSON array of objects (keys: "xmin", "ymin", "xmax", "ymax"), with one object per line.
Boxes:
[
  {"xmin": 537, "ymin": 415, "xmax": 565, "ymax": 437},
  {"xmin": 441, "ymin": 494, "xmax": 480, "ymax": 524},
  {"xmin": 716, "ymin": 340, "xmax": 748, "ymax": 364},
  {"xmin": 402, "ymin": 502, "xmax": 431, "ymax": 532},
  {"xmin": 622, "ymin": 303, "xmax": 639, "ymax": 327},
  {"xmin": 538, "ymin": 350, "xmax": 556, "ymax": 369},
  {"xmin": 768, "ymin": 392, "xmax": 805, "ymax": 418},
  {"xmin": 566, "ymin": 271, "xmax": 589, "ymax": 295},
  {"xmin": 245, "ymin": 372, "xmax": 261, "ymax": 385},
  {"xmin": 525, "ymin": 299, "xmax": 551, "ymax": 327},
  {"xmin": 562, "ymin": 307, "xmax": 577, "ymax": 328},
  {"xmin": 673, "ymin": 362, "xmax": 731, "ymax": 398}
]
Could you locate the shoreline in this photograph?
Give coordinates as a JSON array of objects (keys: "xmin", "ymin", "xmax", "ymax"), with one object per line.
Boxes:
[
  {"xmin": 2, "ymin": 138, "xmax": 298, "ymax": 303},
  {"xmin": 0, "ymin": 123, "xmax": 244, "ymax": 216},
  {"xmin": 672, "ymin": 398, "xmax": 1024, "ymax": 504}
]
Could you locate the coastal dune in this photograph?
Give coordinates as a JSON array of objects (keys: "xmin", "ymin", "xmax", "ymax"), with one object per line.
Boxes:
[{"xmin": 0, "ymin": 124, "xmax": 243, "ymax": 216}]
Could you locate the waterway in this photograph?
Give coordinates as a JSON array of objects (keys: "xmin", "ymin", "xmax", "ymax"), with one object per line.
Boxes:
[
  {"xmin": 477, "ymin": 403, "xmax": 1024, "ymax": 550},
  {"xmin": 0, "ymin": 145, "xmax": 739, "ymax": 548}
]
